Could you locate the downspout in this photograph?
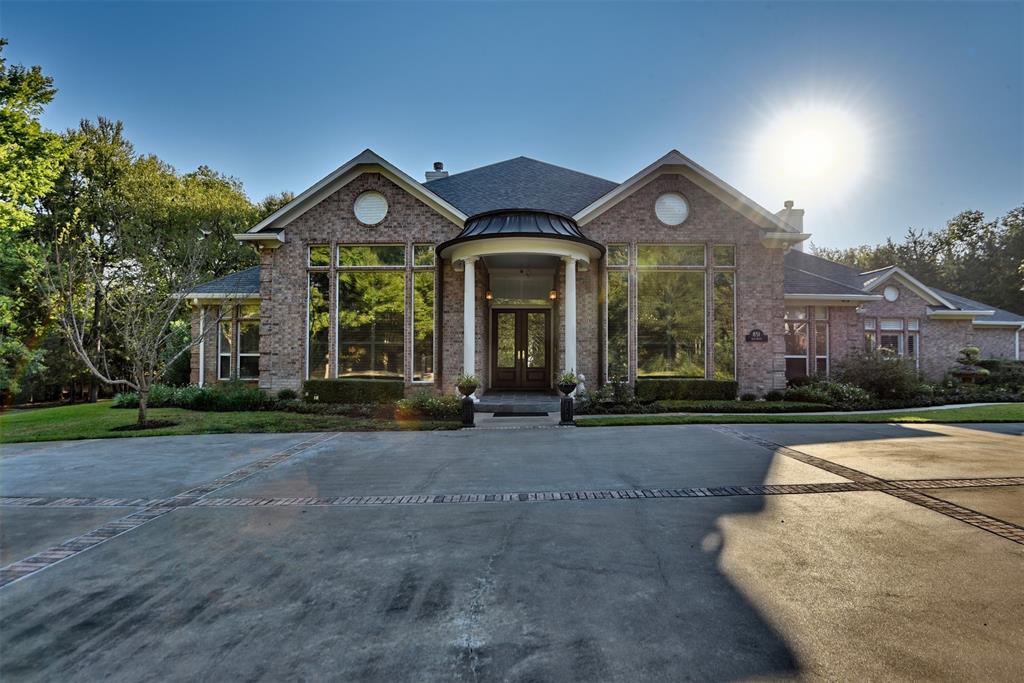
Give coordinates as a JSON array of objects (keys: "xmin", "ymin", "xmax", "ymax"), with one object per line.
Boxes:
[{"xmin": 198, "ymin": 305, "xmax": 205, "ymax": 387}]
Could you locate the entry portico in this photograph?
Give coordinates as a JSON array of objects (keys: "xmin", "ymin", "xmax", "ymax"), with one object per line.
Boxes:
[{"xmin": 439, "ymin": 210, "xmax": 604, "ymax": 388}]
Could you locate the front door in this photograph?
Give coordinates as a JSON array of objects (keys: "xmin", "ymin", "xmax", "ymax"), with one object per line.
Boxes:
[{"xmin": 491, "ymin": 309, "xmax": 550, "ymax": 390}]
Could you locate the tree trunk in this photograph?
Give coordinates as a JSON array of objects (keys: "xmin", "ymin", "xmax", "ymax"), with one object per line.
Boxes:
[
  {"xmin": 137, "ymin": 390, "xmax": 148, "ymax": 426},
  {"xmin": 87, "ymin": 270, "xmax": 103, "ymax": 404}
]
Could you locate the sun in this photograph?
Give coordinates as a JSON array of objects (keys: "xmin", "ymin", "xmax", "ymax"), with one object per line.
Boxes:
[{"xmin": 751, "ymin": 103, "xmax": 870, "ymax": 207}]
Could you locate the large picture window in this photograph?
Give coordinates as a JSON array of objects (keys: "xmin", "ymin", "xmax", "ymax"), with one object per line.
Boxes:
[
  {"xmin": 637, "ymin": 270, "xmax": 705, "ymax": 377},
  {"xmin": 337, "ymin": 270, "xmax": 405, "ymax": 378},
  {"xmin": 307, "ymin": 273, "xmax": 331, "ymax": 379}
]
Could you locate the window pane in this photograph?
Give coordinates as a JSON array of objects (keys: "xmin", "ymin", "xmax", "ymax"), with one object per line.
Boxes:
[
  {"xmin": 907, "ymin": 333, "xmax": 919, "ymax": 358},
  {"xmin": 713, "ymin": 271, "xmax": 735, "ymax": 380},
  {"xmin": 637, "ymin": 271, "xmax": 705, "ymax": 377},
  {"xmin": 239, "ymin": 320, "xmax": 259, "ymax": 354},
  {"xmin": 338, "ymin": 271, "xmax": 405, "ymax": 378},
  {"xmin": 240, "ymin": 303, "xmax": 259, "ymax": 319},
  {"xmin": 607, "ymin": 270, "xmax": 629, "ymax": 381},
  {"xmin": 814, "ymin": 321, "xmax": 828, "ymax": 358},
  {"xmin": 413, "ymin": 245, "xmax": 434, "ymax": 266},
  {"xmin": 785, "ymin": 306, "xmax": 808, "ymax": 320},
  {"xmin": 880, "ymin": 319, "xmax": 903, "ymax": 331},
  {"xmin": 786, "ymin": 357, "xmax": 808, "ymax": 380},
  {"xmin": 607, "ymin": 244, "xmax": 629, "ymax": 267},
  {"xmin": 784, "ymin": 321, "xmax": 808, "ymax": 355},
  {"xmin": 413, "ymin": 271, "xmax": 434, "ymax": 382},
  {"xmin": 239, "ymin": 355, "xmax": 259, "ymax": 379},
  {"xmin": 337, "ymin": 245, "xmax": 405, "ymax": 267},
  {"xmin": 526, "ymin": 312, "xmax": 546, "ymax": 368},
  {"xmin": 712, "ymin": 245, "xmax": 735, "ymax": 267},
  {"xmin": 219, "ymin": 320, "xmax": 233, "ymax": 354},
  {"xmin": 496, "ymin": 313, "xmax": 516, "ymax": 368},
  {"xmin": 879, "ymin": 333, "xmax": 902, "ymax": 355},
  {"xmin": 637, "ymin": 244, "xmax": 704, "ymax": 267},
  {"xmin": 814, "ymin": 306, "xmax": 828, "ymax": 320},
  {"xmin": 864, "ymin": 331, "xmax": 876, "ymax": 352},
  {"xmin": 218, "ymin": 355, "xmax": 232, "ymax": 380},
  {"xmin": 308, "ymin": 273, "xmax": 331, "ymax": 379},
  {"xmin": 309, "ymin": 245, "xmax": 331, "ymax": 267},
  {"xmin": 864, "ymin": 319, "xmax": 876, "ymax": 330},
  {"xmin": 907, "ymin": 319, "xmax": 919, "ymax": 331},
  {"xmin": 815, "ymin": 357, "xmax": 828, "ymax": 375}
]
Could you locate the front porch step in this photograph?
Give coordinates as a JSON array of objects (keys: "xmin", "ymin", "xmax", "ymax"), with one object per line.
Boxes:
[{"xmin": 474, "ymin": 392, "xmax": 561, "ymax": 414}]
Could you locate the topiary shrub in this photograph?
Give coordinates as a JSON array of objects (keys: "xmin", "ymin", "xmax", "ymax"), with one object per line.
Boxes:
[
  {"xmin": 277, "ymin": 388, "xmax": 298, "ymax": 401},
  {"xmin": 302, "ymin": 378, "xmax": 405, "ymax": 404},
  {"xmin": 635, "ymin": 379, "xmax": 738, "ymax": 402},
  {"xmin": 765, "ymin": 389, "xmax": 786, "ymax": 402}
]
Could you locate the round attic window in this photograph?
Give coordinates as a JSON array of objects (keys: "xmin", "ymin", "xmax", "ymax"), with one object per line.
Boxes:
[
  {"xmin": 655, "ymin": 192, "xmax": 689, "ymax": 226},
  {"xmin": 883, "ymin": 285, "xmax": 900, "ymax": 302},
  {"xmin": 353, "ymin": 191, "xmax": 388, "ymax": 225}
]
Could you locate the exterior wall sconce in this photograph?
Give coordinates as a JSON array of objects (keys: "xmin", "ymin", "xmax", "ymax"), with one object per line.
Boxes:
[
  {"xmin": 548, "ymin": 289, "xmax": 558, "ymax": 300},
  {"xmin": 485, "ymin": 290, "xmax": 493, "ymax": 300}
]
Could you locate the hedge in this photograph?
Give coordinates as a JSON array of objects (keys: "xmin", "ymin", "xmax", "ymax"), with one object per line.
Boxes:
[
  {"xmin": 302, "ymin": 379, "xmax": 405, "ymax": 404},
  {"xmin": 635, "ymin": 379, "xmax": 738, "ymax": 402}
]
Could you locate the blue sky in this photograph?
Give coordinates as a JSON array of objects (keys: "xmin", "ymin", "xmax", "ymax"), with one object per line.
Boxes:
[{"xmin": 5, "ymin": 1, "xmax": 1022, "ymax": 248}]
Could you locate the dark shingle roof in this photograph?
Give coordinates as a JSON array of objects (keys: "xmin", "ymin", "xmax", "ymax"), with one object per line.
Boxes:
[
  {"xmin": 784, "ymin": 266, "xmax": 868, "ymax": 296},
  {"xmin": 784, "ymin": 250, "xmax": 867, "ymax": 290},
  {"xmin": 424, "ymin": 157, "xmax": 619, "ymax": 218},
  {"xmin": 192, "ymin": 266, "xmax": 260, "ymax": 295},
  {"xmin": 932, "ymin": 289, "xmax": 1024, "ymax": 322}
]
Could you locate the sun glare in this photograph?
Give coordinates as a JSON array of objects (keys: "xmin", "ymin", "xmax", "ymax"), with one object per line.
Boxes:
[{"xmin": 751, "ymin": 103, "xmax": 870, "ymax": 207}]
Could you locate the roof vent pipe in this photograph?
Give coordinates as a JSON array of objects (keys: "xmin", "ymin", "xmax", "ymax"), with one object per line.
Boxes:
[{"xmin": 425, "ymin": 161, "xmax": 448, "ymax": 181}]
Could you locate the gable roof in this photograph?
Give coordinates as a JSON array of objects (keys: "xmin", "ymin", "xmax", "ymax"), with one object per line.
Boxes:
[
  {"xmin": 573, "ymin": 150, "xmax": 801, "ymax": 237},
  {"xmin": 189, "ymin": 266, "xmax": 260, "ymax": 297},
  {"xmin": 785, "ymin": 251, "xmax": 1023, "ymax": 322},
  {"xmin": 243, "ymin": 149, "xmax": 467, "ymax": 237},
  {"xmin": 424, "ymin": 157, "xmax": 619, "ymax": 218}
]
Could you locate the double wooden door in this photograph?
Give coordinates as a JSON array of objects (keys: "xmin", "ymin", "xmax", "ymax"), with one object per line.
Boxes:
[{"xmin": 490, "ymin": 309, "xmax": 550, "ymax": 390}]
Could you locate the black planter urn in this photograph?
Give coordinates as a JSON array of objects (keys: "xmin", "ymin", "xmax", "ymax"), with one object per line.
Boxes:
[{"xmin": 557, "ymin": 382, "xmax": 577, "ymax": 396}]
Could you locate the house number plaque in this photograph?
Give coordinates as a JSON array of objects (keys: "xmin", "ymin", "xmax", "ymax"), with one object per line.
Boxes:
[{"xmin": 745, "ymin": 329, "xmax": 768, "ymax": 343}]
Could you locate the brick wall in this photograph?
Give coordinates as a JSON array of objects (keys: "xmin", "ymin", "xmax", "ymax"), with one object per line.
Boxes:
[{"xmin": 973, "ymin": 327, "xmax": 1019, "ymax": 359}]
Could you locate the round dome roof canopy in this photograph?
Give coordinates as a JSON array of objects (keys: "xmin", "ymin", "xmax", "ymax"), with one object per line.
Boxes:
[{"xmin": 437, "ymin": 210, "xmax": 605, "ymax": 261}]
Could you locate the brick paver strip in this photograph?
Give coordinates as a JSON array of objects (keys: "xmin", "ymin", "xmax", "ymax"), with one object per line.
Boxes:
[
  {"xmin": 713, "ymin": 426, "xmax": 1024, "ymax": 546},
  {"xmin": 0, "ymin": 432, "xmax": 340, "ymax": 588}
]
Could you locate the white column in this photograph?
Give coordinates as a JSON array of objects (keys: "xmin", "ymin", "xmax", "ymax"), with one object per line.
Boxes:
[
  {"xmin": 462, "ymin": 257, "xmax": 477, "ymax": 377},
  {"xmin": 563, "ymin": 256, "xmax": 577, "ymax": 374}
]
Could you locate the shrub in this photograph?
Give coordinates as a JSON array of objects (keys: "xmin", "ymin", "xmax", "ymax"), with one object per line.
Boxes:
[
  {"xmin": 834, "ymin": 351, "xmax": 923, "ymax": 400},
  {"xmin": 652, "ymin": 400, "xmax": 831, "ymax": 413},
  {"xmin": 635, "ymin": 379, "xmax": 738, "ymax": 402},
  {"xmin": 740, "ymin": 393, "xmax": 757, "ymax": 401},
  {"xmin": 277, "ymin": 388, "xmax": 298, "ymax": 401},
  {"xmin": 786, "ymin": 375, "xmax": 814, "ymax": 388},
  {"xmin": 978, "ymin": 359, "xmax": 1024, "ymax": 390},
  {"xmin": 112, "ymin": 381, "xmax": 273, "ymax": 412},
  {"xmin": 765, "ymin": 389, "xmax": 786, "ymax": 402},
  {"xmin": 302, "ymin": 379, "xmax": 404, "ymax": 404},
  {"xmin": 395, "ymin": 390, "xmax": 461, "ymax": 420}
]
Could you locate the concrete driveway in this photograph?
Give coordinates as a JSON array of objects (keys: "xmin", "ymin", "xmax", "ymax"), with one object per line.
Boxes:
[{"xmin": 1, "ymin": 424, "xmax": 1022, "ymax": 681}]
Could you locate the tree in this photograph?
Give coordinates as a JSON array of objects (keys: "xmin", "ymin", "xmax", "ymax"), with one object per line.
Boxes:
[
  {"xmin": 813, "ymin": 206, "xmax": 1024, "ymax": 315},
  {"xmin": 45, "ymin": 221, "xmax": 244, "ymax": 425},
  {"xmin": 0, "ymin": 40, "xmax": 71, "ymax": 402}
]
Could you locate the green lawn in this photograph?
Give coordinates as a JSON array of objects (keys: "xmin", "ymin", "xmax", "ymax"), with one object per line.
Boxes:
[
  {"xmin": 0, "ymin": 401, "xmax": 459, "ymax": 444},
  {"xmin": 577, "ymin": 403, "xmax": 1024, "ymax": 427}
]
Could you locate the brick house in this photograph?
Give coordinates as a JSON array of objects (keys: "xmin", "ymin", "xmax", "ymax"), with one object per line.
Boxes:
[{"xmin": 189, "ymin": 149, "xmax": 1023, "ymax": 397}]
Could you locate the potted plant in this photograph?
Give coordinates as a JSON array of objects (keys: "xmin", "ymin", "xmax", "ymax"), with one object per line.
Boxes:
[
  {"xmin": 557, "ymin": 370, "xmax": 578, "ymax": 396},
  {"xmin": 456, "ymin": 373, "xmax": 479, "ymax": 398}
]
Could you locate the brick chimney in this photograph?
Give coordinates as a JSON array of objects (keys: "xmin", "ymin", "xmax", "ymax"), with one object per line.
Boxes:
[
  {"xmin": 776, "ymin": 200, "xmax": 805, "ymax": 251},
  {"xmin": 425, "ymin": 161, "xmax": 448, "ymax": 181}
]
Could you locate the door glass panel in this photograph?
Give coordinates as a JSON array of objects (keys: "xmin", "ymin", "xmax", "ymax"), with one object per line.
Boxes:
[
  {"xmin": 497, "ymin": 313, "xmax": 516, "ymax": 368},
  {"xmin": 526, "ymin": 312, "xmax": 546, "ymax": 368}
]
